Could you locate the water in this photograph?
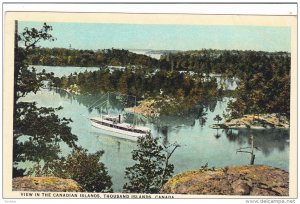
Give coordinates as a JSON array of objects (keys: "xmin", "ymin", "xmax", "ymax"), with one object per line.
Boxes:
[
  {"xmin": 129, "ymin": 49, "xmax": 162, "ymax": 60},
  {"xmin": 20, "ymin": 66, "xmax": 290, "ymax": 192},
  {"xmin": 32, "ymin": 65, "xmax": 101, "ymax": 77}
]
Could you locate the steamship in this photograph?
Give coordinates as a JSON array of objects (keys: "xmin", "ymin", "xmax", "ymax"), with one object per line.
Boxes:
[{"xmin": 90, "ymin": 114, "xmax": 150, "ymax": 141}]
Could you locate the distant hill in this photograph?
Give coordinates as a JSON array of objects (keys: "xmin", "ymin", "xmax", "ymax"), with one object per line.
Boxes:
[
  {"xmin": 27, "ymin": 47, "xmax": 290, "ymax": 77},
  {"xmin": 27, "ymin": 48, "xmax": 164, "ymax": 69}
]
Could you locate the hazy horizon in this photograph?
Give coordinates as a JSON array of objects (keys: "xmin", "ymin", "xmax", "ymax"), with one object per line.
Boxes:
[{"xmin": 18, "ymin": 21, "xmax": 291, "ymax": 52}]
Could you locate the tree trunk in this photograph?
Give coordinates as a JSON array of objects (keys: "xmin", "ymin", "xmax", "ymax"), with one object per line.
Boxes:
[
  {"xmin": 159, "ymin": 144, "xmax": 180, "ymax": 189},
  {"xmin": 13, "ymin": 20, "xmax": 18, "ymax": 123},
  {"xmin": 250, "ymin": 154, "xmax": 255, "ymax": 165}
]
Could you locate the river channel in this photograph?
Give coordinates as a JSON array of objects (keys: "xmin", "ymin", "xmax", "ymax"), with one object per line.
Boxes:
[{"xmin": 21, "ymin": 66, "xmax": 290, "ymax": 192}]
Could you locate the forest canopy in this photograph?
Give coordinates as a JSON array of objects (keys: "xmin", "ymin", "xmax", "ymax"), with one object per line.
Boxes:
[{"xmin": 27, "ymin": 46, "xmax": 290, "ymax": 119}]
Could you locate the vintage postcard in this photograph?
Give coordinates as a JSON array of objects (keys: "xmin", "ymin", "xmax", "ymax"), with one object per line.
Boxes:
[{"xmin": 2, "ymin": 3, "xmax": 298, "ymax": 200}]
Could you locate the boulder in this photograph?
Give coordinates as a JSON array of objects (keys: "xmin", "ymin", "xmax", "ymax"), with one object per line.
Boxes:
[
  {"xmin": 12, "ymin": 176, "xmax": 83, "ymax": 192},
  {"xmin": 161, "ymin": 165, "xmax": 288, "ymax": 196}
]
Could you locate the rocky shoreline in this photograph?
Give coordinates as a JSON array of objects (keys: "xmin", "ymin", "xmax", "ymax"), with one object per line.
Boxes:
[
  {"xmin": 58, "ymin": 87, "xmax": 290, "ymax": 131},
  {"xmin": 12, "ymin": 166, "xmax": 289, "ymax": 196},
  {"xmin": 125, "ymin": 98, "xmax": 163, "ymax": 117},
  {"xmin": 210, "ymin": 114, "xmax": 289, "ymax": 130},
  {"xmin": 161, "ymin": 165, "xmax": 289, "ymax": 196},
  {"xmin": 124, "ymin": 96, "xmax": 192, "ymax": 117},
  {"xmin": 65, "ymin": 84, "xmax": 81, "ymax": 95},
  {"xmin": 13, "ymin": 176, "xmax": 82, "ymax": 192}
]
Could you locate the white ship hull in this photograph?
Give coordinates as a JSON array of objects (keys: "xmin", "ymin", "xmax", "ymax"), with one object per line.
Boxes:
[{"xmin": 90, "ymin": 117, "xmax": 149, "ymax": 141}]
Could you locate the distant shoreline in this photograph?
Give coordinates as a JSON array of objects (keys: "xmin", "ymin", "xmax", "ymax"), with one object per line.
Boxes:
[{"xmin": 30, "ymin": 64, "xmax": 101, "ymax": 69}]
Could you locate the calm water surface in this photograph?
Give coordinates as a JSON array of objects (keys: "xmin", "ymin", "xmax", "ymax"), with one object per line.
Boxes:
[
  {"xmin": 21, "ymin": 66, "xmax": 289, "ymax": 192},
  {"xmin": 32, "ymin": 65, "xmax": 101, "ymax": 77}
]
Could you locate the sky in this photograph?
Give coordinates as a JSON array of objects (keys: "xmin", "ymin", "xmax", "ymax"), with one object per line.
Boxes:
[{"xmin": 18, "ymin": 21, "xmax": 291, "ymax": 52}]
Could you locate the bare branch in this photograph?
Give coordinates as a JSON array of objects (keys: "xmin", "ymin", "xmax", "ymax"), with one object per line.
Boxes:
[
  {"xmin": 236, "ymin": 150, "xmax": 252, "ymax": 154},
  {"xmin": 255, "ymin": 147, "xmax": 261, "ymax": 151},
  {"xmin": 237, "ymin": 146, "xmax": 252, "ymax": 150},
  {"xmin": 159, "ymin": 142, "xmax": 181, "ymax": 189},
  {"xmin": 166, "ymin": 144, "xmax": 180, "ymax": 161}
]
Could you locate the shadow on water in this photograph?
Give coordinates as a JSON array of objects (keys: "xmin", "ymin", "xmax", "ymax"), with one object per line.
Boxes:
[
  {"xmin": 54, "ymin": 87, "xmax": 215, "ymax": 129},
  {"xmin": 51, "ymin": 89, "xmax": 289, "ymax": 167},
  {"xmin": 23, "ymin": 66, "xmax": 290, "ymax": 191},
  {"xmin": 53, "ymin": 88, "xmax": 289, "ymax": 158},
  {"xmin": 53, "ymin": 88, "xmax": 136, "ymax": 118},
  {"xmin": 223, "ymin": 128, "xmax": 289, "ymax": 156}
]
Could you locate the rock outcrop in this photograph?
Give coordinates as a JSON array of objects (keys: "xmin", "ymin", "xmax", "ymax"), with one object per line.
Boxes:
[
  {"xmin": 161, "ymin": 165, "xmax": 289, "ymax": 196},
  {"xmin": 13, "ymin": 176, "xmax": 82, "ymax": 192},
  {"xmin": 125, "ymin": 99, "xmax": 158, "ymax": 117},
  {"xmin": 210, "ymin": 114, "xmax": 289, "ymax": 130}
]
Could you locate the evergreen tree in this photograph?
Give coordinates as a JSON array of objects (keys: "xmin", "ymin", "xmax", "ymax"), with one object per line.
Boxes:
[
  {"xmin": 14, "ymin": 23, "xmax": 113, "ymax": 194},
  {"xmin": 52, "ymin": 148, "xmax": 113, "ymax": 193},
  {"xmin": 213, "ymin": 114, "xmax": 223, "ymax": 124},
  {"xmin": 123, "ymin": 134, "xmax": 179, "ymax": 194},
  {"xmin": 13, "ymin": 22, "xmax": 78, "ymax": 176}
]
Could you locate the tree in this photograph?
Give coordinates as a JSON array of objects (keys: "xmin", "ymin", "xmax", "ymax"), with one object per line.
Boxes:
[
  {"xmin": 118, "ymin": 71, "xmax": 129, "ymax": 94},
  {"xmin": 213, "ymin": 114, "xmax": 223, "ymax": 124},
  {"xmin": 198, "ymin": 106, "xmax": 207, "ymax": 127},
  {"xmin": 13, "ymin": 22, "xmax": 78, "ymax": 177},
  {"xmin": 123, "ymin": 134, "xmax": 180, "ymax": 194},
  {"xmin": 14, "ymin": 103, "xmax": 77, "ymax": 174},
  {"xmin": 52, "ymin": 148, "xmax": 113, "ymax": 193},
  {"xmin": 14, "ymin": 22, "xmax": 56, "ymax": 110}
]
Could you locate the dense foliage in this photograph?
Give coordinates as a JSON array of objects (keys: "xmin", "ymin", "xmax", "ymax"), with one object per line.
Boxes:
[
  {"xmin": 161, "ymin": 50, "xmax": 290, "ymax": 75},
  {"xmin": 27, "ymin": 44, "xmax": 291, "ymax": 119},
  {"xmin": 123, "ymin": 134, "xmax": 179, "ymax": 193},
  {"xmin": 51, "ymin": 69, "xmax": 219, "ymax": 114},
  {"xmin": 228, "ymin": 62, "xmax": 290, "ymax": 120},
  {"xmin": 13, "ymin": 24, "xmax": 113, "ymax": 194},
  {"xmin": 162, "ymin": 50, "xmax": 291, "ymax": 120},
  {"xmin": 32, "ymin": 47, "xmax": 290, "ymax": 119},
  {"xmin": 52, "ymin": 148, "xmax": 113, "ymax": 192},
  {"xmin": 13, "ymin": 23, "xmax": 80, "ymax": 177},
  {"xmin": 13, "ymin": 22, "xmax": 291, "ymax": 193},
  {"xmin": 28, "ymin": 48, "xmax": 290, "ymax": 76},
  {"xmin": 14, "ymin": 103, "xmax": 77, "ymax": 173},
  {"xmin": 27, "ymin": 47, "xmax": 163, "ymax": 69}
]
